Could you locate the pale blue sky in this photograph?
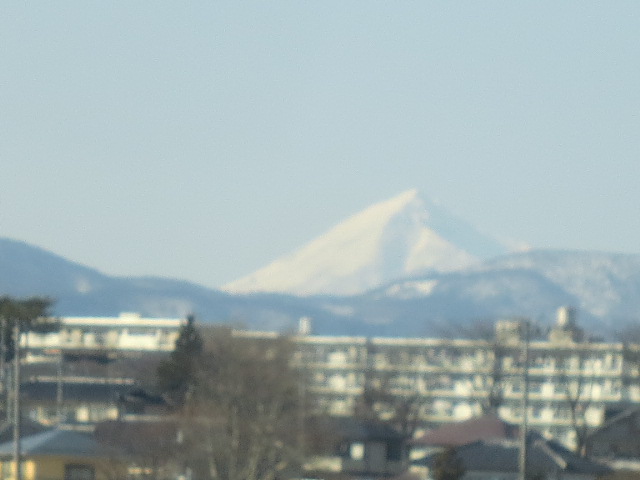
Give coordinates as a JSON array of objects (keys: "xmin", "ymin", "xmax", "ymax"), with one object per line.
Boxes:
[{"xmin": 2, "ymin": 2, "xmax": 639, "ymax": 288}]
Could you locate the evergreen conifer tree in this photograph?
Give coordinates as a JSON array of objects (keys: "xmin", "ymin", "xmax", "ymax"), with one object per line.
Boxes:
[
  {"xmin": 157, "ymin": 314, "xmax": 203, "ymax": 407},
  {"xmin": 0, "ymin": 296, "xmax": 56, "ymax": 363}
]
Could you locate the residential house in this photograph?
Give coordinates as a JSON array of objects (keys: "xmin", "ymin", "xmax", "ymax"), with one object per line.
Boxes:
[
  {"xmin": 93, "ymin": 419, "xmax": 182, "ymax": 479},
  {"xmin": 586, "ymin": 406, "xmax": 640, "ymax": 472},
  {"xmin": 0, "ymin": 428, "xmax": 124, "ymax": 480},
  {"xmin": 21, "ymin": 378, "xmax": 166, "ymax": 426},
  {"xmin": 304, "ymin": 417, "xmax": 408, "ymax": 480},
  {"xmin": 414, "ymin": 432, "xmax": 610, "ymax": 480},
  {"xmin": 409, "ymin": 414, "xmax": 519, "ymax": 460}
]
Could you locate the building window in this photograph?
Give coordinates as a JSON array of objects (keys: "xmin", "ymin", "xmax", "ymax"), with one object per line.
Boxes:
[
  {"xmin": 529, "ymin": 381, "xmax": 542, "ymax": 394},
  {"xmin": 387, "ymin": 442, "xmax": 403, "ymax": 461},
  {"xmin": 350, "ymin": 442, "xmax": 365, "ymax": 460},
  {"xmin": 65, "ymin": 464, "xmax": 95, "ymax": 480},
  {"xmin": 127, "ymin": 328, "xmax": 152, "ymax": 336}
]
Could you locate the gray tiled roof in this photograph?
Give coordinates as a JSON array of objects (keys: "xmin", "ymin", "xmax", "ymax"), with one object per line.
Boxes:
[
  {"xmin": 0, "ymin": 419, "xmax": 51, "ymax": 443},
  {"xmin": 311, "ymin": 416, "xmax": 406, "ymax": 441},
  {"xmin": 416, "ymin": 433, "xmax": 610, "ymax": 476},
  {"xmin": 0, "ymin": 429, "xmax": 106, "ymax": 458},
  {"xmin": 21, "ymin": 381, "xmax": 134, "ymax": 403}
]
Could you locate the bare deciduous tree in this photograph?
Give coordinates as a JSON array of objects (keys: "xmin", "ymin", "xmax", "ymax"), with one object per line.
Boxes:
[
  {"xmin": 445, "ymin": 318, "xmax": 512, "ymax": 415},
  {"xmin": 353, "ymin": 341, "xmax": 429, "ymax": 437},
  {"xmin": 616, "ymin": 325, "xmax": 640, "ymax": 395},
  {"xmin": 181, "ymin": 327, "xmax": 305, "ymax": 480},
  {"xmin": 94, "ymin": 420, "xmax": 180, "ymax": 480},
  {"xmin": 553, "ymin": 346, "xmax": 596, "ymax": 455}
]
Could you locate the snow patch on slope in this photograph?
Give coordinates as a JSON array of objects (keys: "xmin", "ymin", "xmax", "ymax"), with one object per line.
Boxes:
[
  {"xmin": 75, "ymin": 277, "xmax": 93, "ymax": 294},
  {"xmin": 481, "ymin": 251, "xmax": 640, "ymax": 318},
  {"xmin": 385, "ymin": 279, "xmax": 439, "ymax": 299}
]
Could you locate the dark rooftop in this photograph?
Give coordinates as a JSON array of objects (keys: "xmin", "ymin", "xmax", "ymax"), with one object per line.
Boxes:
[
  {"xmin": 412, "ymin": 414, "xmax": 519, "ymax": 447},
  {"xmin": 0, "ymin": 429, "xmax": 106, "ymax": 458},
  {"xmin": 416, "ymin": 432, "xmax": 610, "ymax": 476}
]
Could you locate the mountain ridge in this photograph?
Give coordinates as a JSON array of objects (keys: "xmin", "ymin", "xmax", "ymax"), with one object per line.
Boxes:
[
  {"xmin": 1, "ymin": 236, "xmax": 640, "ymax": 336},
  {"xmin": 3, "ymin": 185, "xmax": 640, "ymax": 338}
]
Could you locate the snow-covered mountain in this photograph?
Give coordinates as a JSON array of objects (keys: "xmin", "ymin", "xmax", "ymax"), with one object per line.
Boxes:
[
  {"xmin": 364, "ymin": 249, "xmax": 640, "ymax": 334},
  {"xmin": 3, "ymin": 236, "xmax": 640, "ymax": 337},
  {"xmin": 223, "ymin": 189, "xmax": 510, "ymax": 296},
  {"xmin": 479, "ymin": 250, "xmax": 640, "ymax": 322}
]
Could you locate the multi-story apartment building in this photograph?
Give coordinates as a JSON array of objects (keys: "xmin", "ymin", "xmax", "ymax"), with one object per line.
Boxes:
[
  {"xmin": 289, "ymin": 307, "xmax": 640, "ymax": 449},
  {"xmin": 22, "ymin": 312, "xmax": 184, "ymax": 357}
]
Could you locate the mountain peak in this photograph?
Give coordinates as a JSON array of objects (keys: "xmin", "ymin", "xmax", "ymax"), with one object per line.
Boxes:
[
  {"xmin": 387, "ymin": 188, "xmax": 420, "ymax": 206},
  {"xmin": 222, "ymin": 191, "xmax": 508, "ymax": 296}
]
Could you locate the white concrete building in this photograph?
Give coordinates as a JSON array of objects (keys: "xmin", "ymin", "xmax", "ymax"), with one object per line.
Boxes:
[
  {"xmin": 23, "ymin": 312, "xmax": 184, "ymax": 355},
  {"xmin": 287, "ymin": 307, "xmax": 640, "ymax": 449}
]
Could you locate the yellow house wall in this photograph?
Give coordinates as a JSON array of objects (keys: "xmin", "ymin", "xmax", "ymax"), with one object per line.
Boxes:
[
  {"xmin": 0, "ymin": 459, "xmax": 35, "ymax": 480},
  {"xmin": 0, "ymin": 455, "xmax": 122, "ymax": 480}
]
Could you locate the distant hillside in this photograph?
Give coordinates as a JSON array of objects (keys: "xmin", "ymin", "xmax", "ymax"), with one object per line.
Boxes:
[
  {"xmin": 0, "ymin": 237, "xmax": 341, "ymax": 331},
  {"xmin": 360, "ymin": 249, "xmax": 640, "ymax": 334},
  {"xmin": 480, "ymin": 250, "xmax": 640, "ymax": 322},
  {"xmin": 2, "ymin": 237, "xmax": 640, "ymax": 338}
]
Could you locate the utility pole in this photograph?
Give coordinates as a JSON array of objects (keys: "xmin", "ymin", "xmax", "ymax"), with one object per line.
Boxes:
[
  {"xmin": 0, "ymin": 318, "xmax": 5, "ymax": 422},
  {"xmin": 0, "ymin": 296, "xmax": 54, "ymax": 480},
  {"xmin": 518, "ymin": 320, "xmax": 530, "ymax": 480},
  {"xmin": 56, "ymin": 351, "xmax": 64, "ymax": 423},
  {"xmin": 13, "ymin": 321, "xmax": 21, "ymax": 480}
]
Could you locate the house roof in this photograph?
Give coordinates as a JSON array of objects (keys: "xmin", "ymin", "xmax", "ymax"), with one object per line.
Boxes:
[
  {"xmin": 21, "ymin": 381, "xmax": 135, "ymax": 404},
  {"xmin": 93, "ymin": 419, "xmax": 179, "ymax": 456},
  {"xmin": 412, "ymin": 414, "xmax": 519, "ymax": 447},
  {"xmin": 311, "ymin": 416, "xmax": 406, "ymax": 442},
  {"xmin": 415, "ymin": 433, "xmax": 610, "ymax": 476},
  {"xmin": 587, "ymin": 405, "xmax": 640, "ymax": 437},
  {"xmin": 584, "ymin": 406, "xmax": 640, "ymax": 459},
  {"xmin": 0, "ymin": 429, "xmax": 106, "ymax": 458},
  {"xmin": 0, "ymin": 418, "xmax": 51, "ymax": 443}
]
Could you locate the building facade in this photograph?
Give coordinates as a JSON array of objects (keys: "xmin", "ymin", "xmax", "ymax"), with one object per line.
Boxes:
[
  {"xmin": 289, "ymin": 307, "xmax": 640, "ymax": 449},
  {"xmin": 16, "ymin": 312, "xmax": 184, "ymax": 427},
  {"xmin": 23, "ymin": 312, "xmax": 184, "ymax": 356},
  {"xmin": 18, "ymin": 309, "xmax": 640, "ymax": 450}
]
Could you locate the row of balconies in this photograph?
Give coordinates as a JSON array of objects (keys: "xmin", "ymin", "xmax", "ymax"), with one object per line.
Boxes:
[
  {"xmin": 297, "ymin": 353, "xmax": 627, "ymax": 376},
  {"xmin": 307, "ymin": 368, "xmax": 632, "ymax": 396},
  {"xmin": 312, "ymin": 390, "xmax": 607, "ymax": 429},
  {"xmin": 299, "ymin": 365, "xmax": 632, "ymax": 386},
  {"xmin": 308, "ymin": 383, "xmax": 631, "ymax": 406},
  {"xmin": 314, "ymin": 396, "xmax": 605, "ymax": 436}
]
